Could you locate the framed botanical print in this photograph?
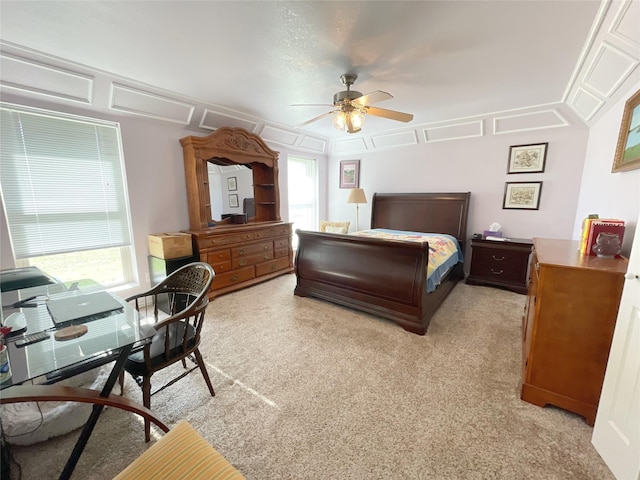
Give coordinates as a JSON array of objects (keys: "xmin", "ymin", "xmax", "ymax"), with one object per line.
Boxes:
[
  {"xmin": 507, "ymin": 143, "xmax": 548, "ymax": 174},
  {"xmin": 503, "ymin": 181, "xmax": 542, "ymax": 210}
]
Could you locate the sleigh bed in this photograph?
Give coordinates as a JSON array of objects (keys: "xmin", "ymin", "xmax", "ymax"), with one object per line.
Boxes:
[{"xmin": 294, "ymin": 192, "xmax": 471, "ymax": 335}]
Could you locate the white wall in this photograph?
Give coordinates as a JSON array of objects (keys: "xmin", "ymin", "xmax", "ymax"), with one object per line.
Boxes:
[
  {"xmin": 573, "ymin": 82, "xmax": 640, "ymax": 256},
  {"xmin": 328, "ymin": 124, "xmax": 590, "ymax": 269}
]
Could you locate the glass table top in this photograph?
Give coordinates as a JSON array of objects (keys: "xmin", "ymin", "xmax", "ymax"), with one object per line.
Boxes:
[{"xmin": 1, "ymin": 281, "xmax": 155, "ymax": 388}]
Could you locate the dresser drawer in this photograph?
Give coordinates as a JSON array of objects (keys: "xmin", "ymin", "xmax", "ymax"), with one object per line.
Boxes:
[
  {"xmin": 211, "ymin": 266, "xmax": 255, "ymax": 289},
  {"xmin": 232, "ymin": 241, "xmax": 273, "ymax": 258},
  {"xmin": 233, "ymin": 252, "xmax": 273, "ymax": 269},
  {"xmin": 255, "ymin": 257, "xmax": 291, "ymax": 277},
  {"xmin": 210, "ymin": 260, "xmax": 232, "ymax": 274},
  {"xmin": 206, "ymin": 250, "xmax": 231, "ymax": 263}
]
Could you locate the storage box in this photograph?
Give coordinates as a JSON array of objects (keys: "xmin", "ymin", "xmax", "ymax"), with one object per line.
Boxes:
[
  {"xmin": 148, "ymin": 232, "xmax": 193, "ymax": 259},
  {"xmin": 483, "ymin": 231, "xmax": 502, "ymax": 239}
]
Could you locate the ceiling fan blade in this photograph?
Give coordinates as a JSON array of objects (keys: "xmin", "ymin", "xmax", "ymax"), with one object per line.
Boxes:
[
  {"xmin": 353, "ymin": 90, "xmax": 393, "ymax": 107},
  {"xmin": 291, "ymin": 103, "xmax": 334, "ymax": 107},
  {"xmin": 365, "ymin": 106, "xmax": 414, "ymax": 123},
  {"xmin": 295, "ymin": 111, "xmax": 336, "ymax": 128}
]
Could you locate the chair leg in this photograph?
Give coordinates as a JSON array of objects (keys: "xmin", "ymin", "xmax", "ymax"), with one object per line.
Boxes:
[
  {"xmin": 181, "ymin": 358, "xmax": 187, "ymax": 368},
  {"xmin": 142, "ymin": 376, "xmax": 152, "ymax": 442},
  {"xmin": 118, "ymin": 370, "xmax": 125, "ymax": 395},
  {"xmin": 193, "ymin": 348, "xmax": 215, "ymax": 397}
]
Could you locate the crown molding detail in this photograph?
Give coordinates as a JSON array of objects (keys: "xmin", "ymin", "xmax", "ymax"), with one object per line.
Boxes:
[
  {"xmin": 566, "ymin": 0, "xmax": 640, "ymax": 124},
  {"xmin": 423, "ymin": 120, "xmax": 484, "ymax": 143},
  {"xmin": 0, "ymin": 0, "xmax": 637, "ymax": 158},
  {"xmin": 0, "ymin": 52, "xmax": 93, "ymax": 104},
  {"xmin": 110, "ymin": 83, "xmax": 195, "ymax": 125}
]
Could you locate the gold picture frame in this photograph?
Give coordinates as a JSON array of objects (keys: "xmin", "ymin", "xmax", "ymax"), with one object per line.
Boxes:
[{"xmin": 612, "ymin": 88, "xmax": 640, "ymax": 173}]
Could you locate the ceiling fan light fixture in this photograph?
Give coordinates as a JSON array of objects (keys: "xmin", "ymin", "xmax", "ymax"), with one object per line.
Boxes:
[{"xmin": 333, "ymin": 109, "xmax": 365, "ymax": 133}]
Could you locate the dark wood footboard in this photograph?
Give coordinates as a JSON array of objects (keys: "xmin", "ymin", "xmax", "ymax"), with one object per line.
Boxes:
[{"xmin": 294, "ymin": 230, "xmax": 463, "ymax": 334}]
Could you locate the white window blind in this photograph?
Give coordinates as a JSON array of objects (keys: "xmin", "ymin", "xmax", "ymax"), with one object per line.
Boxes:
[{"xmin": 0, "ymin": 104, "xmax": 132, "ymax": 259}]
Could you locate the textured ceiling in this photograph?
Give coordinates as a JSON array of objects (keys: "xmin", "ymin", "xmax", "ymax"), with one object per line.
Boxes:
[{"xmin": 0, "ymin": 1, "xmax": 617, "ymax": 139}]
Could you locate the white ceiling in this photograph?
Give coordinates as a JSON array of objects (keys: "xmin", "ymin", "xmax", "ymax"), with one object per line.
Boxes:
[{"xmin": 1, "ymin": 1, "xmax": 639, "ymax": 147}]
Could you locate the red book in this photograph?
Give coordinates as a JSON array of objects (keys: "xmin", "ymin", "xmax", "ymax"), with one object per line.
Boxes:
[{"xmin": 584, "ymin": 220, "xmax": 625, "ymax": 257}]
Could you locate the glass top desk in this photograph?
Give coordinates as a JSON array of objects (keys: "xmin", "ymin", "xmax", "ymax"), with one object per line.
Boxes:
[{"xmin": 0, "ymin": 282, "xmax": 169, "ymax": 480}]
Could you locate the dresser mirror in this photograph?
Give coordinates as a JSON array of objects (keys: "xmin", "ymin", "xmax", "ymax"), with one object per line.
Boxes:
[
  {"xmin": 181, "ymin": 127, "xmax": 281, "ymax": 230},
  {"xmin": 207, "ymin": 163, "xmax": 253, "ymax": 220}
]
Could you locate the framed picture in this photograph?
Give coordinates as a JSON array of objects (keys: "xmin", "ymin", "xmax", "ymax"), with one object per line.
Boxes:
[
  {"xmin": 227, "ymin": 176, "xmax": 237, "ymax": 191},
  {"xmin": 339, "ymin": 160, "xmax": 360, "ymax": 189},
  {"xmin": 612, "ymin": 88, "xmax": 640, "ymax": 172},
  {"xmin": 503, "ymin": 181, "xmax": 542, "ymax": 210},
  {"xmin": 229, "ymin": 194, "xmax": 238, "ymax": 208},
  {"xmin": 507, "ymin": 143, "xmax": 548, "ymax": 174}
]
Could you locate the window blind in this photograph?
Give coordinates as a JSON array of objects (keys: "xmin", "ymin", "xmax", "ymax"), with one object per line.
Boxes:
[{"xmin": 0, "ymin": 105, "xmax": 132, "ymax": 259}]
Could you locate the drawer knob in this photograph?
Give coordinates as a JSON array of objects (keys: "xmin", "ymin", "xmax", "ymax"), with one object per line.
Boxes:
[
  {"xmin": 270, "ymin": 264, "xmax": 277, "ymax": 271},
  {"xmin": 492, "ymin": 255, "xmax": 505, "ymax": 261},
  {"xmin": 263, "ymin": 245, "xmax": 269, "ymax": 251},
  {"xmin": 490, "ymin": 269, "xmax": 504, "ymax": 275},
  {"xmin": 238, "ymin": 249, "xmax": 245, "ymax": 256},
  {"xmin": 264, "ymin": 255, "xmax": 271, "ymax": 260},
  {"xmin": 239, "ymin": 260, "xmax": 246, "ymax": 266},
  {"xmin": 231, "ymin": 275, "xmax": 239, "ymax": 282}
]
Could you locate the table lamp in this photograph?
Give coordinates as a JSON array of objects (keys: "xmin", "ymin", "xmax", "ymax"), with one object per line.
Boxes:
[{"xmin": 347, "ymin": 188, "xmax": 367, "ymax": 232}]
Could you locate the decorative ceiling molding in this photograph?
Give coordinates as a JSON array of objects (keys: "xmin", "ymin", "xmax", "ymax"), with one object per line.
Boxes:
[
  {"xmin": 110, "ymin": 83, "xmax": 194, "ymax": 125},
  {"xmin": 0, "ymin": 52, "xmax": 93, "ymax": 104},
  {"xmin": 199, "ymin": 108, "xmax": 258, "ymax": 132},
  {"xmin": 493, "ymin": 109, "xmax": 570, "ymax": 135},
  {"xmin": 570, "ymin": 88, "xmax": 606, "ymax": 122},
  {"xmin": 259, "ymin": 125, "xmax": 300, "ymax": 148},
  {"xmin": 370, "ymin": 130, "xmax": 418, "ymax": 150},
  {"xmin": 423, "ymin": 121, "xmax": 484, "ymax": 143},
  {"xmin": 582, "ymin": 42, "xmax": 638, "ymax": 98},
  {"xmin": 567, "ymin": 0, "xmax": 640, "ymax": 124},
  {"xmin": 1, "ymin": 0, "xmax": 638, "ymax": 158}
]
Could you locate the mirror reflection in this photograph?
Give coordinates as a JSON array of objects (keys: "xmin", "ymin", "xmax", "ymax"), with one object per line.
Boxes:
[{"xmin": 207, "ymin": 163, "xmax": 254, "ymax": 220}]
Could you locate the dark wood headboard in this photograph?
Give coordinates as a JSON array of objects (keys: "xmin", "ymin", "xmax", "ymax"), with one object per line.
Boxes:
[{"xmin": 370, "ymin": 192, "xmax": 471, "ymax": 243}]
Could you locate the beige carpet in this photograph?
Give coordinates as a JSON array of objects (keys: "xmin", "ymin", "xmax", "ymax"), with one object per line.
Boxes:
[{"xmin": 4, "ymin": 274, "xmax": 614, "ymax": 479}]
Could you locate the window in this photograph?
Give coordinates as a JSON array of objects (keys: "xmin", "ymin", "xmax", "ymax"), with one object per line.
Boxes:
[
  {"xmin": 287, "ymin": 156, "xmax": 318, "ymax": 249},
  {"xmin": 0, "ymin": 104, "xmax": 135, "ymax": 287}
]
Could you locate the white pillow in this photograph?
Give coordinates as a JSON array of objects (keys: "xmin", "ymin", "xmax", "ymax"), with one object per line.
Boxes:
[{"xmin": 325, "ymin": 225, "xmax": 348, "ymax": 234}]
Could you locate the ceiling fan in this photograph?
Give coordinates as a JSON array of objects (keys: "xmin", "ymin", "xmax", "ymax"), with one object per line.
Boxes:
[{"xmin": 293, "ymin": 74, "xmax": 414, "ymax": 134}]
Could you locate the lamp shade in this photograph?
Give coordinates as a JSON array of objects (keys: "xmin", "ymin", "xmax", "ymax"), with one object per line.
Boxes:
[{"xmin": 347, "ymin": 188, "xmax": 367, "ymax": 204}]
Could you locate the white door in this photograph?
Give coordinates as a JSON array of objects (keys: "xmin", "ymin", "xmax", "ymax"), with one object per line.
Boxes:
[{"xmin": 592, "ymin": 209, "xmax": 640, "ymax": 480}]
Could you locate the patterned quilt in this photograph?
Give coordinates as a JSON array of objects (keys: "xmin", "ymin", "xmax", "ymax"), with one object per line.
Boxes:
[{"xmin": 351, "ymin": 229, "xmax": 463, "ymax": 293}]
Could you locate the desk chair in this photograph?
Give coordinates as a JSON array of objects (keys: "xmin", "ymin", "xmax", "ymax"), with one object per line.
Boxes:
[{"xmin": 119, "ymin": 262, "xmax": 215, "ymax": 441}]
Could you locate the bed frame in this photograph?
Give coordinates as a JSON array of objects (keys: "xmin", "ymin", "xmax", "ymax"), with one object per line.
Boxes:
[{"xmin": 294, "ymin": 192, "xmax": 471, "ymax": 335}]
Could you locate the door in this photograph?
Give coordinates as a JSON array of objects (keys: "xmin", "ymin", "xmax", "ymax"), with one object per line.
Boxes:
[{"xmin": 592, "ymin": 209, "xmax": 640, "ymax": 480}]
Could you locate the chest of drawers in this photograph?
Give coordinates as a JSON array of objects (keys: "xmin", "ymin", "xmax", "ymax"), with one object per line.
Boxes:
[
  {"xmin": 187, "ymin": 222, "xmax": 293, "ymax": 297},
  {"xmin": 521, "ymin": 238, "xmax": 627, "ymax": 425},
  {"xmin": 466, "ymin": 237, "xmax": 533, "ymax": 294}
]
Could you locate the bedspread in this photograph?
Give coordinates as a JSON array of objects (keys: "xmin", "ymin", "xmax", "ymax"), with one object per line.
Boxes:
[{"xmin": 351, "ymin": 229, "xmax": 463, "ymax": 292}]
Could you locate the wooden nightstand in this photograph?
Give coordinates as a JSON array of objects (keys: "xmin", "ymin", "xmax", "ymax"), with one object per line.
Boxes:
[{"xmin": 466, "ymin": 237, "xmax": 533, "ymax": 294}]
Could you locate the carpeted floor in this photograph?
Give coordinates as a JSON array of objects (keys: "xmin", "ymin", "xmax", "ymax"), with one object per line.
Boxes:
[{"xmin": 4, "ymin": 273, "xmax": 614, "ymax": 479}]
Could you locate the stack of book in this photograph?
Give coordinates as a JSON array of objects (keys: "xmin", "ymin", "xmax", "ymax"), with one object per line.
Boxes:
[{"xmin": 579, "ymin": 217, "xmax": 625, "ymax": 256}]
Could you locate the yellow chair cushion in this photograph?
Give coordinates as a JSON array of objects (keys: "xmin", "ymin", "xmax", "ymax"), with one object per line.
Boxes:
[
  {"xmin": 319, "ymin": 220, "xmax": 350, "ymax": 234},
  {"xmin": 113, "ymin": 421, "xmax": 245, "ymax": 480}
]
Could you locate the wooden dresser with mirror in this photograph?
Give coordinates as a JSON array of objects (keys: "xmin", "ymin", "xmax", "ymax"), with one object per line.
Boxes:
[{"xmin": 181, "ymin": 127, "xmax": 293, "ymax": 297}]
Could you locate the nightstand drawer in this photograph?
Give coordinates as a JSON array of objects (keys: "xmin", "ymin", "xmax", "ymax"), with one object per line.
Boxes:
[
  {"xmin": 469, "ymin": 248, "xmax": 529, "ymax": 283},
  {"xmin": 466, "ymin": 238, "xmax": 533, "ymax": 294}
]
